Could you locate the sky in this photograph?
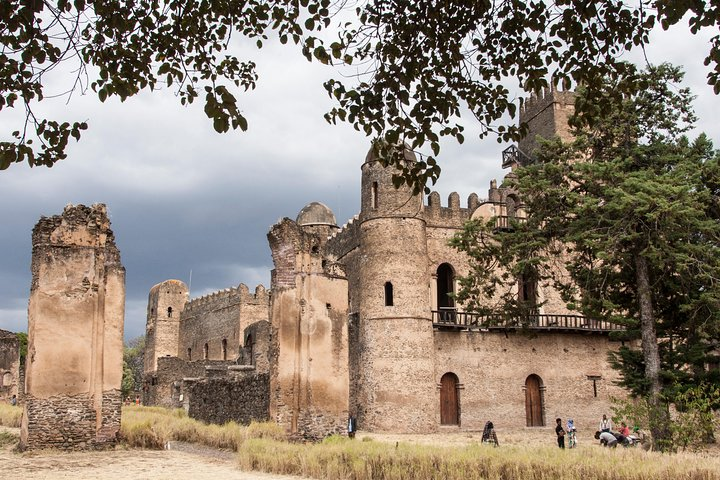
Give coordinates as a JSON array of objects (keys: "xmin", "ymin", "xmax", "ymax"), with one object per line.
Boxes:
[{"xmin": 0, "ymin": 18, "xmax": 718, "ymax": 341}]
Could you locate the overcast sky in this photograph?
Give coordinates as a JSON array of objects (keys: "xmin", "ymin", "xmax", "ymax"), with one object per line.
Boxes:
[{"xmin": 0, "ymin": 19, "xmax": 718, "ymax": 341}]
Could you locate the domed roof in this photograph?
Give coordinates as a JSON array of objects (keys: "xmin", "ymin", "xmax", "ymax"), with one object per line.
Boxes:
[
  {"xmin": 364, "ymin": 142, "xmax": 417, "ymax": 164},
  {"xmin": 296, "ymin": 202, "xmax": 337, "ymax": 227}
]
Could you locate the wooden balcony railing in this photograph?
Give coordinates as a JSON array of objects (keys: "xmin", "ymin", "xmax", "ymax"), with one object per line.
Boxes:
[{"xmin": 432, "ymin": 310, "xmax": 623, "ymax": 333}]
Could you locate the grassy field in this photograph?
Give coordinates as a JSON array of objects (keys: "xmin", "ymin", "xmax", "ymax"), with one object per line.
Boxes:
[
  {"xmin": 0, "ymin": 403, "xmax": 22, "ymax": 428},
  {"xmin": 121, "ymin": 406, "xmax": 720, "ymax": 480}
]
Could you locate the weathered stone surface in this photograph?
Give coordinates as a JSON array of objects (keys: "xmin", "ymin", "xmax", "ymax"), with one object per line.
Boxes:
[
  {"xmin": 0, "ymin": 329, "xmax": 20, "ymax": 403},
  {"xmin": 21, "ymin": 204, "xmax": 124, "ymax": 451},
  {"xmin": 184, "ymin": 372, "xmax": 269, "ymax": 425}
]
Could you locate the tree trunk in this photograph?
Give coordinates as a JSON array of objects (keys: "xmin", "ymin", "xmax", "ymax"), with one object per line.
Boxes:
[{"xmin": 634, "ymin": 254, "xmax": 669, "ymax": 450}]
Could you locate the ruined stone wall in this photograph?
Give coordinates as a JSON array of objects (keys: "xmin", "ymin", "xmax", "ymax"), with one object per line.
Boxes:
[
  {"xmin": 268, "ymin": 219, "xmax": 350, "ymax": 439},
  {"xmin": 0, "ymin": 329, "xmax": 19, "ymax": 402},
  {"xmin": 22, "ymin": 204, "xmax": 124, "ymax": 451},
  {"xmin": 518, "ymin": 87, "xmax": 576, "ymax": 159},
  {"xmin": 184, "ymin": 369, "xmax": 270, "ymax": 425},
  {"xmin": 433, "ymin": 330, "xmax": 626, "ymax": 431},
  {"xmin": 178, "ymin": 284, "xmax": 269, "ymax": 363},
  {"xmin": 145, "ymin": 356, "xmax": 232, "ymax": 408}
]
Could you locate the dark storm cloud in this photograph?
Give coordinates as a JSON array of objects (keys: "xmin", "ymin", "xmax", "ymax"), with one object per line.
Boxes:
[{"xmin": 0, "ymin": 26, "xmax": 717, "ymax": 341}]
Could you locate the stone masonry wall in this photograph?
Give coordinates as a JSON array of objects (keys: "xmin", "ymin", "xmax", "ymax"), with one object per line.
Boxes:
[
  {"xmin": 433, "ymin": 330, "xmax": 627, "ymax": 432},
  {"xmin": 145, "ymin": 356, "xmax": 232, "ymax": 408},
  {"xmin": 22, "ymin": 204, "xmax": 124, "ymax": 451},
  {"xmin": 184, "ymin": 370, "xmax": 270, "ymax": 425},
  {"xmin": 0, "ymin": 329, "xmax": 19, "ymax": 402}
]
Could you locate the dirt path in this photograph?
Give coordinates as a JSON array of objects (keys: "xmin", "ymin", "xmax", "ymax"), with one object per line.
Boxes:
[{"xmin": 0, "ymin": 427, "xmax": 304, "ymax": 480}]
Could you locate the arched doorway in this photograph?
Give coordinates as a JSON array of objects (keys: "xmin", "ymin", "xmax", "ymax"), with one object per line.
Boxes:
[
  {"xmin": 436, "ymin": 263, "xmax": 455, "ymax": 321},
  {"xmin": 440, "ymin": 372, "xmax": 460, "ymax": 425},
  {"xmin": 525, "ymin": 374, "xmax": 545, "ymax": 427}
]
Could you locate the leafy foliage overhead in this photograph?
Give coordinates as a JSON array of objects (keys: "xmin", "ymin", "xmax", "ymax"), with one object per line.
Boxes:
[{"xmin": 1, "ymin": 1, "xmax": 719, "ymax": 187}]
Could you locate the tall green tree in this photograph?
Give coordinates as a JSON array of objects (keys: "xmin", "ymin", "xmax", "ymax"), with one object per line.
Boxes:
[
  {"xmin": 121, "ymin": 335, "xmax": 145, "ymax": 400},
  {"xmin": 2, "ymin": 1, "xmax": 720, "ymax": 188},
  {"xmin": 451, "ymin": 64, "xmax": 720, "ymax": 450}
]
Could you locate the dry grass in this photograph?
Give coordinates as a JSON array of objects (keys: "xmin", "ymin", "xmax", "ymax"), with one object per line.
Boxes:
[
  {"xmin": 0, "ymin": 404, "xmax": 22, "ymax": 428},
  {"xmin": 237, "ymin": 435, "xmax": 720, "ymax": 480},
  {"xmin": 122, "ymin": 407, "xmax": 720, "ymax": 480},
  {"xmin": 120, "ymin": 405, "xmax": 285, "ymax": 451}
]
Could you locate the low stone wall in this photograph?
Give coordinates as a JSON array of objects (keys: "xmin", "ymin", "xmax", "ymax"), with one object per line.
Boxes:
[
  {"xmin": 184, "ymin": 369, "xmax": 269, "ymax": 425},
  {"xmin": 145, "ymin": 356, "xmax": 232, "ymax": 408},
  {"xmin": 21, "ymin": 390, "xmax": 121, "ymax": 450}
]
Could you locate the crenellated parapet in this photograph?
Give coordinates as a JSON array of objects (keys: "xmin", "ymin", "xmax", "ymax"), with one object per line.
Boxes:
[
  {"xmin": 519, "ymin": 86, "xmax": 576, "ymax": 160},
  {"xmin": 424, "ymin": 191, "xmax": 483, "ymax": 228},
  {"xmin": 326, "ymin": 215, "xmax": 360, "ymax": 260},
  {"xmin": 182, "ymin": 283, "xmax": 269, "ymax": 316}
]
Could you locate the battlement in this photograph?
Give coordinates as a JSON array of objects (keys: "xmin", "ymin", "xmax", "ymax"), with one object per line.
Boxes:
[
  {"xmin": 519, "ymin": 86, "xmax": 576, "ymax": 120},
  {"xmin": 326, "ymin": 214, "xmax": 360, "ymax": 259},
  {"xmin": 423, "ymin": 191, "xmax": 483, "ymax": 227},
  {"xmin": 184, "ymin": 283, "xmax": 269, "ymax": 314}
]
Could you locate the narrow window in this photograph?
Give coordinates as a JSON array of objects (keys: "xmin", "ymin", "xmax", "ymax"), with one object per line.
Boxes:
[
  {"xmin": 371, "ymin": 181, "xmax": 379, "ymax": 209},
  {"xmin": 384, "ymin": 282, "xmax": 394, "ymax": 306},
  {"xmin": 167, "ymin": 306, "xmax": 173, "ymax": 317},
  {"xmin": 245, "ymin": 334, "xmax": 254, "ymax": 366},
  {"xmin": 517, "ymin": 272, "xmax": 537, "ymax": 310},
  {"xmin": 203, "ymin": 343, "xmax": 209, "ymax": 360},
  {"xmin": 221, "ymin": 339, "xmax": 227, "ymax": 361},
  {"xmin": 587, "ymin": 375, "xmax": 601, "ymax": 398},
  {"xmin": 436, "ymin": 263, "xmax": 456, "ymax": 321},
  {"xmin": 187, "ymin": 348, "xmax": 192, "ymax": 360}
]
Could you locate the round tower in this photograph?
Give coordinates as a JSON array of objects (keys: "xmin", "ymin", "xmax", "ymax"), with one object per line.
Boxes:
[
  {"xmin": 144, "ymin": 279, "xmax": 189, "ymax": 374},
  {"xmin": 354, "ymin": 145, "xmax": 436, "ymax": 432}
]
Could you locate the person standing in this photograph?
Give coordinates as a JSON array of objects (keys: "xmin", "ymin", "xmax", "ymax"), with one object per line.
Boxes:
[
  {"xmin": 555, "ymin": 418, "xmax": 566, "ymax": 449},
  {"xmin": 599, "ymin": 414, "xmax": 612, "ymax": 433}
]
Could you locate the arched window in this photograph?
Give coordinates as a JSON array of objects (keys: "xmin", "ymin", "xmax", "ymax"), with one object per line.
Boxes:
[
  {"xmin": 371, "ymin": 181, "xmax": 379, "ymax": 209},
  {"xmin": 436, "ymin": 263, "xmax": 456, "ymax": 320},
  {"xmin": 525, "ymin": 374, "xmax": 545, "ymax": 427},
  {"xmin": 167, "ymin": 306, "xmax": 173, "ymax": 317},
  {"xmin": 518, "ymin": 272, "xmax": 538, "ymax": 310},
  {"xmin": 384, "ymin": 282, "xmax": 394, "ymax": 306},
  {"xmin": 440, "ymin": 372, "xmax": 460, "ymax": 425},
  {"xmin": 221, "ymin": 339, "xmax": 227, "ymax": 361},
  {"xmin": 203, "ymin": 343, "xmax": 209, "ymax": 360}
]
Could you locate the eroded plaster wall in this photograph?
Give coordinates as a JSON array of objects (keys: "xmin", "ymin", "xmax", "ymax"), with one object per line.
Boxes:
[
  {"xmin": 0, "ymin": 329, "xmax": 20, "ymax": 402},
  {"xmin": 21, "ymin": 204, "xmax": 124, "ymax": 451}
]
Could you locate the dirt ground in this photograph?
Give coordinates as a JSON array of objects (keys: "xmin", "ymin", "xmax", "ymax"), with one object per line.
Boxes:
[{"xmin": 0, "ymin": 426, "xmax": 306, "ymax": 480}]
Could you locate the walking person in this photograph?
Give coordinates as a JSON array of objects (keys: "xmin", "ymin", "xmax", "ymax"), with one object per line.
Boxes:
[{"xmin": 555, "ymin": 418, "xmax": 566, "ymax": 449}]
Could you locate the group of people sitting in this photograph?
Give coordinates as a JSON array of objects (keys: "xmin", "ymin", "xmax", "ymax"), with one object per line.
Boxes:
[{"xmin": 594, "ymin": 414, "xmax": 641, "ymax": 447}]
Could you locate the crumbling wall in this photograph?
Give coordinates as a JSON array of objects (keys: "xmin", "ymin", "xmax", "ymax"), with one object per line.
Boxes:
[
  {"xmin": 21, "ymin": 204, "xmax": 125, "ymax": 451},
  {"xmin": 0, "ymin": 329, "xmax": 20, "ymax": 402},
  {"xmin": 184, "ymin": 368, "xmax": 270, "ymax": 425},
  {"xmin": 145, "ymin": 356, "xmax": 232, "ymax": 408}
]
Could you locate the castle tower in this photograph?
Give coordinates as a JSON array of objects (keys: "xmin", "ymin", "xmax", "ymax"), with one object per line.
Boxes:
[
  {"xmin": 268, "ymin": 203, "xmax": 349, "ymax": 438},
  {"xmin": 353, "ymin": 146, "xmax": 436, "ymax": 432},
  {"xmin": 144, "ymin": 280, "xmax": 188, "ymax": 374},
  {"xmin": 518, "ymin": 87, "xmax": 576, "ymax": 161}
]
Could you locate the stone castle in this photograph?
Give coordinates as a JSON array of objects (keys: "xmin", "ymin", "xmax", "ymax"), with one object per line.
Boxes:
[{"xmin": 143, "ymin": 88, "xmax": 629, "ymax": 437}]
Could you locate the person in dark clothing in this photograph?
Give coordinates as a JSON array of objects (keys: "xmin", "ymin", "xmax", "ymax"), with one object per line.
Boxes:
[
  {"xmin": 481, "ymin": 421, "xmax": 499, "ymax": 446},
  {"xmin": 555, "ymin": 418, "xmax": 566, "ymax": 449}
]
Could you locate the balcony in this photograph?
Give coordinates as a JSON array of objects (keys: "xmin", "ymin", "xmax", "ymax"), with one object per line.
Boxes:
[{"xmin": 432, "ymin": 310, "xmax": 623, "ymax": 333}]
